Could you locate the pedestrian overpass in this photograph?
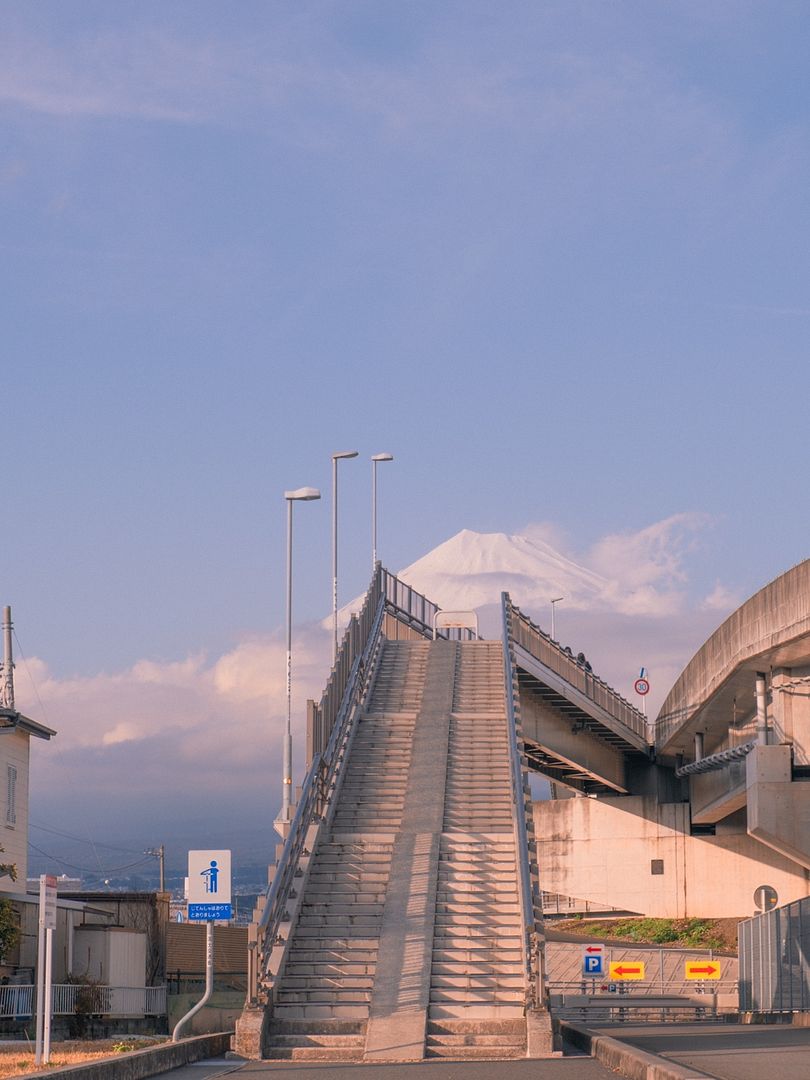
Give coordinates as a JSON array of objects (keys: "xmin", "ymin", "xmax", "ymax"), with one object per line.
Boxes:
[{"xmin": 235, "ymin": 565, "xmax": 650, "ymax": 1061}]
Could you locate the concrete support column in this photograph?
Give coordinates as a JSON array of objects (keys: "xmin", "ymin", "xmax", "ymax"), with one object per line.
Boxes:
[{"xmin": 756, "ymin": 673, "xmax": 769, "ymax": 746}]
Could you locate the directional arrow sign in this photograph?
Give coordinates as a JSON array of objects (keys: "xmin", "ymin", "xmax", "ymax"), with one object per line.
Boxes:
[
  {"xmin": 685, "ymin": 961, "xmax": 720, "ymax": 980},
  {"xmin": 609, "ymin": 962, "xmax": 645, "ymax": 980}
]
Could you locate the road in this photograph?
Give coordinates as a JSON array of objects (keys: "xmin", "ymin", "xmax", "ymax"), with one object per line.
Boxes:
[
  {"xmin": 167, "ymin": 1054, "xmax": 619, "ymax": 1080},
  {"xmin": 589, "ymin": 1021, "xmax": 810, "ymax": 1080}
]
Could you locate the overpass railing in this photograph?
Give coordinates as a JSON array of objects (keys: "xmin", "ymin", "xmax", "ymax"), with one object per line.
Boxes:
[
  {"xmin": 505, "ymin": 596, "xmax": 649, "ymax": 746},
  {"xmin": 502, "ymin": 593, "xmax": 546, "ymax": 1012}
]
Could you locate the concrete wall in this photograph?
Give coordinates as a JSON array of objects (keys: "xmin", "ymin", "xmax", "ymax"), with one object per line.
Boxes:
[
  {"xmin": 534, "ymin": 796, "xmax": 810, "ymax": 918},
  {"xmin": 1, "ymin": 729, "xmax": 30, "ymax": 891}
]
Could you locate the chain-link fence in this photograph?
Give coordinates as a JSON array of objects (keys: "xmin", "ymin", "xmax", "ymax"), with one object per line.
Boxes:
[{"xmin": 739, "ymin": 896, "xmax": 810, "ymax": 1012}]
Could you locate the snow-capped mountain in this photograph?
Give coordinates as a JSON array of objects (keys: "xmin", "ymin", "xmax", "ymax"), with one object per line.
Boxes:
[{"xmin": 395, "ymin": 529, "xmax": 608, "ymax": 613}]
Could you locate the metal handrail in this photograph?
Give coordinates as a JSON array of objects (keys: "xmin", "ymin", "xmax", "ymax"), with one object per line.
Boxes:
[
  {"xmin": 501, "ymin": 592, "xmax": 542, "ymax": 1012},
  {"xmin": 507, "ymin": 597, "xmax": 649, "ymax": 744},
  {"xmin": 250, "ymin": 590, "xmax": 388, "ymax": 1004}
]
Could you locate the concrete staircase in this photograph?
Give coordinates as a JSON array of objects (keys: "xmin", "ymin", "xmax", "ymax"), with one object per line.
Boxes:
[
  {"xmin": 261, "ymin": 637, "xmax": 546, "ymax": 1062},
  {"xmin": 263, "ymin": 641, "xmax": 427, "ymax": 1061},
  {"xmin": 426, "ymin": 642, "xmax": 528, "ymax": 1059}
]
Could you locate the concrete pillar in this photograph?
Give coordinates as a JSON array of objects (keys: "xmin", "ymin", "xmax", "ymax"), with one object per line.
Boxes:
[{"xmin": 756, "ymin": 673, "xmax": 768, "ymax": 746}]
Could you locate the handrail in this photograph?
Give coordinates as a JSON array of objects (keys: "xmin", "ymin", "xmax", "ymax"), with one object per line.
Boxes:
[
  {"xmin": 501, "ymin": 592, "xmax": 543, "ymax": 1012},
  {"xmin": 508, "ymin": 597, "xmax": 649, "ymax": 745},
  {"xmin": 249, "ymin": 589, "xmax": 387, "ymax": 1004}
]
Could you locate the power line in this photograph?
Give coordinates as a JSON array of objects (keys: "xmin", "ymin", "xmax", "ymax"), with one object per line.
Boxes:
[
  {"xmin": 29, "ymin": 821, "xmax": 146, "ymax": 856},
  {"xmin": 27, "ymin": 842, "xmax": 153, "ymax": 877}
]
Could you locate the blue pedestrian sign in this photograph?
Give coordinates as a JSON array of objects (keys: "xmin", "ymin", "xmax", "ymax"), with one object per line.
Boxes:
[
  {"xmin": 582, "ymin": 944, "xmax": 604, "ymax": 976},
  {"xmin": 187, "ymin": 849, "xmax": 232, "ymax": 921}
]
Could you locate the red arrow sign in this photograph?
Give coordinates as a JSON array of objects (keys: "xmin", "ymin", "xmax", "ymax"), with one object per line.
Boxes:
[
  {"xmin": 690, "ymin": 965, "xmax": 717, "ymax": 975},
  {"xmin": 585, "ymin": 946, "xmax": 603, "ymax": 953},
  {"xmin": 613, "ymin": 965, "xmax": 641, "ymax": 976}
]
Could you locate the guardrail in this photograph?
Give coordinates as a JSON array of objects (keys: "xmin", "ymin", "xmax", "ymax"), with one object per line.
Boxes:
[
  {"xmin": 501, "ymin": 592, "xmax": 545, "ymax": 1012},
  {"xmin": 0, "ymin": 984, "xmax": 166, "ymax": 1018},
  {"xmin": 505, "ymin": 596, "xmax": 649, "ymax": 746}
]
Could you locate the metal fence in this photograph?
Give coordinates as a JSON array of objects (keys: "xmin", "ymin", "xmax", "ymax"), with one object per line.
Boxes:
[
  {"xmin": 0, "ymin": 984, "xmax": 166, "ymax": 1018},
  {"xmin": 739, "ymin": 896, "xmax": 810, "ymax": 1012}
]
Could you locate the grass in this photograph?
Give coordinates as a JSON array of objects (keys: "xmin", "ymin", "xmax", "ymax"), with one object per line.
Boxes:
[
  {"xmin": 557, "ymin": 916, "xmax": 729, "ymax": 950},
  {"xmin": 0, "ymin": 1037, "xmax": 167, "ymax": 1077}
]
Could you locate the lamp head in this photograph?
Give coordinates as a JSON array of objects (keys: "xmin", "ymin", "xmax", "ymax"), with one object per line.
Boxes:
[
  {"xmin": 284, "ymin": 487, "xmax": 321, "ymax": 501},
  {"xmin": 372, "ymin": 453, "xmax": 394, "ymax": 462},
  {"xmin": 332, "ymin": 450, "xmax": 359, "ymax": 461}
]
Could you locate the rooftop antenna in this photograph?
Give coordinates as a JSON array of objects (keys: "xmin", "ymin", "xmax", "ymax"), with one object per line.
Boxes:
[{"xmin": 1, "ymin": 606, "xmax": 14, "ymax": 710}]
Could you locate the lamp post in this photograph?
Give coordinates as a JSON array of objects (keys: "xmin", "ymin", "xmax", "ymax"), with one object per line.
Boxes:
[
  {"xmin": 279, "ymin": 486, "xmax": 321, "ymax": 834},
  {"xmin": 550, "ymin": 597, "xmax": 564, "ymax": 642},
  {"xmin": 371, "ymin": 453, "xmax": 394, "ymax": 572},
  {"xmin": 331, "ymin": 451, "xmax": 358, "ymax": 663}
]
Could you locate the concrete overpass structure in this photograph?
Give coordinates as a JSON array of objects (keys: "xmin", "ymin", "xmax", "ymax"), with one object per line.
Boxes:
[{"xmin": 236, "ymin": 558, "xmax": 810, "ymax": 1060}]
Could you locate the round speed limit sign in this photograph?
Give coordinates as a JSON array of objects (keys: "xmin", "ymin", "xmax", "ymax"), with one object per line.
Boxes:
[{"xmin": 634, "ymin": 677, "xmax": 650, "ymax": 696}]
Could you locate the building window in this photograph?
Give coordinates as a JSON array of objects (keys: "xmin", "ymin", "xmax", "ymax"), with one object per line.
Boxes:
[
  {"xmin": 6, "ymin": 765, "xmax": 16, "ymax": 826},
  {"xmin": 651, "ymin": 859, "xmax": 664, "ymax": 875}
]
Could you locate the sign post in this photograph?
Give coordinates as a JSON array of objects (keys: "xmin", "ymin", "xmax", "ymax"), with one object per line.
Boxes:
[
  {"xmin": 172, "ymin": 850, "xmax": 232, "ymax": 1042},
  {"xmin": 35, "ymin": 875, "xmax": 56, "ymax": 1067}
]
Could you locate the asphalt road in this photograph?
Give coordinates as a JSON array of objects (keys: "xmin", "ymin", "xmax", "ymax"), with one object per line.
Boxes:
[
  {"xmin": 592, "ymin": 1021, "xmax": 810, "ymax": 1080},
  {"xmin": 167, "ymin": 1055, "xmax": 618, "ymax": 1080}
]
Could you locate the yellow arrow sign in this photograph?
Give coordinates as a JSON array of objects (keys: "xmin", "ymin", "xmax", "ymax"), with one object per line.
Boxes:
[
  {"xmin": 685, "ymin": 960, "xmax": 721, "ymax": 980},
  {"xmin": 609, "ymin": 961, "xmax": 645, "ymax": 980}
]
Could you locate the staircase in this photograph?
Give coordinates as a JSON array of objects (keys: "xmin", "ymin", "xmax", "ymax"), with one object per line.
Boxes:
[
  {"xmin": 261, "ymin": 637, "xmax": 547, "ymax": 1062},
  {"xmin": 426, "ymin": 642, "xmax": 528, "ymax": 1059},
  {"xmin": 263, "ymin": 641, "xmax": 427, "ymax": 1061}
]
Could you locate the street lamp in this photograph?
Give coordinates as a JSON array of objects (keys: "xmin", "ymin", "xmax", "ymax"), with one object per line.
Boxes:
[
  {"xmin": 331, "ymin": 451, "xmax": 358, "ymax": 663},
  {"xmin": 550, "ymin": 597, "xmax": 564, "ymax": 642},
  {"xmin": 278, "ymin": 486, "xmax": 321, "ymax": 834},
  {"xmin": 371, "ymin": 453, "xmax": 394, "ymax": 572}
]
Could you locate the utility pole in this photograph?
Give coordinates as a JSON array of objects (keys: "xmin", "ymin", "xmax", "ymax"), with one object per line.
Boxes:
[{"xmin": 146, "ymin": 846, "xmax": 165, "ymax": 892}]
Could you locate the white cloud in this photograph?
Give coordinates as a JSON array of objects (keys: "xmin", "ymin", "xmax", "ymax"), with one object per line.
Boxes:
[{"xmin": 586, "ymin": 512, "xmax": 713, "ymax": 616}]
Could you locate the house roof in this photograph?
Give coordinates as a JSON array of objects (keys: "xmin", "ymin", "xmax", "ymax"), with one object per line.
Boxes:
[{"xmin": 0, "ymin": 708, "xmax": 56, "ymax": 740}]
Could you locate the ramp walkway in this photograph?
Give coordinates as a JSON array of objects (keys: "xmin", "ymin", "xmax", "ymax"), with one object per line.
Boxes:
[{"xmin": 236, "ymin": 569, "xmax": 551, "ymax": 1062}]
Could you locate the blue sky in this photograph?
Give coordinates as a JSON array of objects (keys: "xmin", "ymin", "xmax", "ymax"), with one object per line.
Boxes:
[{"xmin": 3, "ymin": 2, "xmax": 810, "ymax": 868}]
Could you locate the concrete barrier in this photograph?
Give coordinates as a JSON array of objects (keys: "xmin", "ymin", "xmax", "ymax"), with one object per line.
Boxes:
[
  {"xmin": 562, "ymin": 1021, "xmax": 714, "ymax": 1080},
  {"xmin": 29, "ymin": 1031, "xmax": 233, "ymax": 1080}
]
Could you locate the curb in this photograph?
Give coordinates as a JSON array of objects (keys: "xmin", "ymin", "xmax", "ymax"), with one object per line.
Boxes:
[
  {"xmin": 562, "ymin": 1021, "xmax": 715, "ymax": 1080},
  {"xmin": 28, "ymin": 1032, "xmax": 233, "ymax": 1080}
]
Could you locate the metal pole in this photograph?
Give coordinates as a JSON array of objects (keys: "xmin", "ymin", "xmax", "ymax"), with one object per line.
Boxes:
[
  {"xmin": 2, "ymin": 606, "xmax": 14, "ymax": 710},
  {"xmin": 550, "ymin": 597, "xmax": 563, "ymax": 642},
  {"xmin": 284, "ymin": 497, "xmax": 293, "ymax": 824},
  {"xmin": 172, "ymin": 920, "xmax": 214, "ymax": 1041},
  {"xmin": 372, "ymin": 459, "xmax": 378, "ymax": 574},
  {"xmin": 159, "ymin": 845, "xmax": 165, "ymax": 893},
  {"xmin": 332, "ymin": 454, "xmax": 338, "ymax": 664},
  {"xmin": 371, "ymin": 454, "xmax": 393, "ymax": 573},
  {"xmin": 35, "ymin": 918, "xmax": 45, "ymax": 1066},
  {"xmin": 43, "ymin": 927, "xmax": 53, "ymax": 1064}
]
